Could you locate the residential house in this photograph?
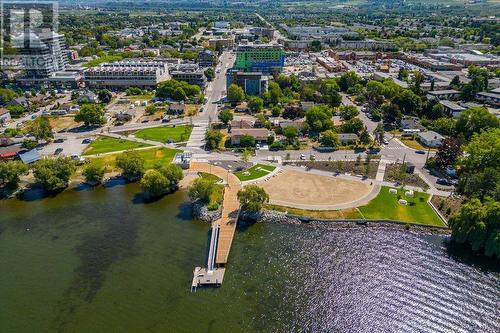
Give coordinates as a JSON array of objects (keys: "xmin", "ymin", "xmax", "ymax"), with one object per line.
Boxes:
[
  {"xmin": 77, "ymin": 90, "xmax": 98, "ymax": 104},
  {"xmin": 0, "ymin": 108, "xmax": 11, "ymax": 124},
  {"xmin": 115, "ymin": 110, "xmax": 135, "ymax": 122},
  {"xmin": 230, "ymin": 119, "xmax": 254, "ymax": 129},
  {"xmin": 338, "ymin": 133, "xmax": 359, "ymax": 144},
  {"xmin": 8, "ymin": 96, "xmax": 29, "ymax": 108},
  {"xmin": 235, "ymin": 102, "xmax": 249, "ymax": 113},
  {"xmin": 169, "ymin": 102, "xmax": 186, "ymax": 114},
  {"xmin": 440, "ymin": 100, "xmax": 466, "ymax": 118},
  {"xmin": 278, "ymin": 119, "xmax": 305, "ymax": 130},
  {"xmin": 230, "ymin": 128, "xmax": 269, "ymax": 145},
  {"xmin": 476, "ymin": 91, "xmax": 500, "ymax": 107},
  {"xmin": 426, "ymin": 89, "xmax": 460, "ymax": 101},
  {"xmin": 418, "ymin": 131, "xmax": 444, "ymax": 148},
  {"xmin": 401, "ymin": 117, "xmax": 425, "ymax": 133}
]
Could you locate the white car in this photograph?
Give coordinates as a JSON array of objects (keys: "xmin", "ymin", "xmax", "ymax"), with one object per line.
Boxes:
[{"xmin": 300, "ymin": 154, "xmax": 306, "ymax": 160}]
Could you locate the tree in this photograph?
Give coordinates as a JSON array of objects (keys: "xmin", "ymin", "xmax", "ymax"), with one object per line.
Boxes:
[
  {"xmin": 431, "ymin": 117, "xmax": 456, "ymax": 136},
  {"xmin": 271, "ymin": 105, "xmax": 283, "ymax": 117},
  {"xmin": 374, "ymin": 123, "xmax": 385, "ymax": 144},
  {"xmin": 140, "ymin": 169, "xmax": 170, "ymax": 198},
  {"xmin": 310, "ymin": 40, "xmax": 322, "ymax": 52},
  {"xmin": 393, "ymin": 89, "xmax": 422, "ymax": 116},
  {"xmin": 33, "ymin": 157, "xmax": 75, "ymax": 192},
  {"xmin": 83, "ymin": 162, "xmax": 105, "ymax": 185},
  {"xmin": 283, "ymin": 126, "xmax": 298, "ymax": 145},
  {"xmin": 320, "ymin": 130, "xmax": 340, "ymax": 148},
  {"xmin": 237, "ymin": 185, "xmax": 269, "ymax": 213},
  {"xmin": 22, "ymin": 139, "xmax": 38, "ymax": 150},
  {"xmin": 218, "ymin": 109, "xmax": 233, "ymax": 126},
  {"xmin": 449, "ymin": 75, "xmax": 461, "ymax": 89},
  {"xmin": 381, "ymin": 103, "xmax": 402, "ymax": 129},
  {"xmin": 428, "ymin": 103, "xmax": 445, "ymax": 120},
  {"xmin": 115, "ymin": 152, "xmax": 145, "ymax": 181},
  {"xmin": 27, "ymin": 116, "xmax": 53, "ymax": 142},
  {"xmin": 145, "ymin": 105, "xmax": 157, "ymax": 115},
  {"xmin": 305, "ymin": 105, "xmax": 333, "ymax": 132},
  {"xmin": 159, "ymin": 163, "xmax": 183, "ymax": 187},
  {"xmin": 435, "ymin": 135, "xmax": 464, "ymax": 168},
  {"xmin": 449, "ymin": 199, "xmax": 500, "ymax": 257},
  {"xmin": 268, "ymin": 82, "xmax": 283, "ymax": 105},
  {"xmin": 75, "ymin": 104, "xmax": 105, "ymax": 127},
  {"xmin": 241, "ymin": 149, "xmax": 252, "ymax": 164},
  {"xmin": 239, "ymin": 134, "xmax": 256, "ymax": 148},
  {"xmin": 248, "ymin": 96, "xmax": 263, "ymax": 113},
  {"xmin": 455, "ymin": 107, "xmax": 499, "ymax": 140},
  {"xmin": 204, "ymin": 67, "xmax": 215, "ymax": 81},
  {"xmin": 339, "ymin": 105, "xmax": 359, "ymax": 121},
  {"xmin": 398, "ymin": 68, "xmax": 409, "ymax": 81},
  {"xmin": 0, "ymin": 161, "xmax": 27, "ymax": 190},
  {"xmin": 172, "ymin": 87, "xmax": 187, "ymax": 101},
  {"xmin": 205, "ymin": 130, "xmax": 223, "ymax": 150},
  {"xmin": 341, "ymin": 118, "xmax": 364, "ymax": 135},
  {"xmin": 458, "ymin": 128, "xmax": 500, "ymax": 200},
  {"xmin": 98, "ymin": 89, "xmax": 112, "ymax": 104},
  {"xmin": 359, "ymin": 126, "xmax": 371, "ymax": 145},
  {"xmin": 189, "ymin": 175, "xmax": 223, "ymax": 206},
  {"xmin": 338, "ymin": 71, "xmax": 359, "ymax": 92},
  {"xmin": 227, "ymin": 84, "xmax": 244, "ymax": 104}
]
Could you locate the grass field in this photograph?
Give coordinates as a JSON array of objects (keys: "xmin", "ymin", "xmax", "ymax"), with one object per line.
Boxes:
[
  {"xmin": 234, "ymin": 164, "xmax": 276, "ymax": 181},
  {"xmin": 90, "ymin": 147, "xmax": 181, "ymax": 172},
  {"xmin": 265, "ymin": 204, "xmax": 364, "ymax": 219},
  {"xmin": 359, "ymin": 186, "xmax": 445, "ymax": 226},
  {"xmin": 125, "ymin": 93, "xmax": 154, "ymax": 100},
  {"xmin": 134, "ymin": 125, "xmax": 193, "ymax": 143},
  {"xmin": 83, "ymin": 137, "xmax": 151, "ymax": 156}
]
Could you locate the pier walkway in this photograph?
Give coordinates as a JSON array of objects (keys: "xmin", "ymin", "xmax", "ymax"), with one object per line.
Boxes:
[{"xmin": 190, "ymin": 162, "xmax": 242, "ymax": 290}]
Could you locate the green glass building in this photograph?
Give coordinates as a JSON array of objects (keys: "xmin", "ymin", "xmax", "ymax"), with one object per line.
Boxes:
[{"xmin": 234, "ymin": 43, "xmax": 285, "ymax": 74}]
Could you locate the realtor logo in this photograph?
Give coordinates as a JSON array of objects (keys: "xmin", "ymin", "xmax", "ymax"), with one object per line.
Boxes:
[{"xmin": 1, "ymin": 1, "xmax": 58, "ymax": 70}]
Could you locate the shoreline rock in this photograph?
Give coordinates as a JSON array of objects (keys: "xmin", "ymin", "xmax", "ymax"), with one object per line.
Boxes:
[
  {"xmin": 239, "ymin": 209, "xmax": 451, "ymax": 235},
  {"xmin": 192, "ymin": 200, "xmax": 222, "ymax": 223}
]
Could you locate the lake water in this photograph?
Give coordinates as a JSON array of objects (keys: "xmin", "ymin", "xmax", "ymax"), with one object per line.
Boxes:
[{"xmin": 0, "ymin": 182, "xmax": 498, "ymax": 332}]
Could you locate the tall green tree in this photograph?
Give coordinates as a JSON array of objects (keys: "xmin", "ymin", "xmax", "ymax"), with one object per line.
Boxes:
[
  {"xmin": 455, "ymin": 107, "xmax": 499, "ymax": 140},
  {"xmin": 0, "ymin": 161, "xmax": 28, "ymax": 190},
  {"xmin": 227, "ymin": 84, "xmax": 244, "ymax": 104},
  {"xmin": 116, "ymin": 152, "xmax": 145, "ymax": 181},
  {"xmin": 33, "ymin": 157, "xmax": 75, "ymax": 192},
  {"xmin": 218, "ymin": 109, "xmax": 233, "ymax": 126},
  {"xmin": 237, "ymin": 185, "xmax": 269, "ymax": 213},
  {"xmin": 27, "ymin": 116, "xmax": 53, "ymax": 142},
  {"xmin": 75, "ymin": 104, "xmax": 106, "ymax": 127}
]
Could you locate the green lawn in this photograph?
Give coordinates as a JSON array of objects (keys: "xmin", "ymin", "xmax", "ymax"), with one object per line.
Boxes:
[
  {"xmin": 359, "ymin": 186, "xmax": 445, "ymax": 226},
  {"xmin": 234, "ymin": 164, "xmax": 276, "ymax": 181},
  {"xmin": 134, "ymin": 125, "xmax": 193, "ymax": 143},
  {"xmin": 89, "ymin": 147, "xmax": 181, "ymax": 171},
  {"xmin": 83, "ymin": 137, "xmax": 151, "ymax": 156}
]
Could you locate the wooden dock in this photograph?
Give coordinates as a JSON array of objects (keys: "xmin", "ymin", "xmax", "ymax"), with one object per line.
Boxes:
[{"xmin": 189, "ymin": 162, "xmax": 242, "ymax": 289}]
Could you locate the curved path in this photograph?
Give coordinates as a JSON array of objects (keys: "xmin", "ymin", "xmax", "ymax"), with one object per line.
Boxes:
[{"xmin": 190, "ymin": 162, "xmax": 241, "ymax": 264}]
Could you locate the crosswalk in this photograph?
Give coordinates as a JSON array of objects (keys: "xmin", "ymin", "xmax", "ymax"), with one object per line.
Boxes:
[{"xmin": 186, "ymin": 121, "xmax": 209, "ymax": 151}]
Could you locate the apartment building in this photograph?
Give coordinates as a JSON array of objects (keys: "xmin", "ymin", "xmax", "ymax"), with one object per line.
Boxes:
[{"xmin": 84, "ymin": 60, "xmax": 170, "ymax": 88}]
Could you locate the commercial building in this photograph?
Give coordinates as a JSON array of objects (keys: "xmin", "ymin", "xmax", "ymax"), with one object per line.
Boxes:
[
  {"xmin": 197, "ymin": 50, "xmax": 217, "ymax": 67},
  {"xmin": 208, "ymin": 37, "xmax": 234, "ymax": 50},
  {"xmin": 170, "ymin": 64, "xmax": 207, "ymax": 89},
  {"xmin": 338, "ymin": 40, "xmax": 397, "ymax": 51},
  {"xmin": 234, "ymin": 43, "xmax": 285, "ymax": 74},
  {"xmin": 226, "ymin": 70, "xmax": 269, "ymax": 95},
  {"xmin": 284, "ymin": 25, "xmax": 357, "ymax": 43},
  {"xmin": 84, "ymin": 60, "xmax": 169, "ymax": 89}
]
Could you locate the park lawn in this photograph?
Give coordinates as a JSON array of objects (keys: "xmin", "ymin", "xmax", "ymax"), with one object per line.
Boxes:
[
  {"xmin": 265, "ymin": 204, "xmax": 364, "ymax": 219},
  {"xmin": 359, "ymin": 186, "xmax": 445, "ymax": 226},
  {"xmin": 134, "ymin": 125, "xmax": 193, "ymax": 143},
  {"xmin": 89, "ymin": 147, "xmax": 181, "ymax": 172},
  {"xmin": 234, "ymin": 164, "xmax": 276, "ymax": 181},
  {"xmin": 83, "ymin": 137, "xmax": 152, "ymax": 156},
  {"xmin": 125, "ymin": 93, "xmax": 154, "ymax": 100}
]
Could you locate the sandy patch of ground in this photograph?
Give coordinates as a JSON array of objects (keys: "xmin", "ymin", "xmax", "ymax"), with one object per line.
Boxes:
[{"xmin": 258, "ymin": 170, "xmax": 373, "ymax": 207}]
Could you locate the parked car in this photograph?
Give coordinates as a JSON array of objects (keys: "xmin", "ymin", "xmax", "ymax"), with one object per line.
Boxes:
[
  {"xmin": 82, "ymin": 138, "xmax": 92, "ymax": 144},
  {"xmin": 54, "ymin": 138, "xmax": 65, "ymax": 143},
  {"xmin": 415, "ymin": 150, "xmax": 426, "ymax": 155},
  {"xmin": 54, "ymin": 148, "xmax": 63, "ymax": 155},
  {"xmin": 161, "ymin": 116, "xmax": 171, "ymax": 123},
  {"xmin": 436, "ymin": 178, "xmax": 454, "ymax": 186},
  {"xmin": 300, "ymin": 153, "xmax": 306, "ymax": 160},
  {"xmin": 383, "ymin": 139, "xmax": 389, "ymax": 145}
]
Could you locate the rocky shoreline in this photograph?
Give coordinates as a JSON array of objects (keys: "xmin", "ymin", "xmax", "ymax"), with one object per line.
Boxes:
[
  {"xmin": 239, "ymin": 209, "xmax": 451, "ymax": 235},
  {"xmin": 191, "ymin": 199, "xmax": 222, "ymax": 223}
]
